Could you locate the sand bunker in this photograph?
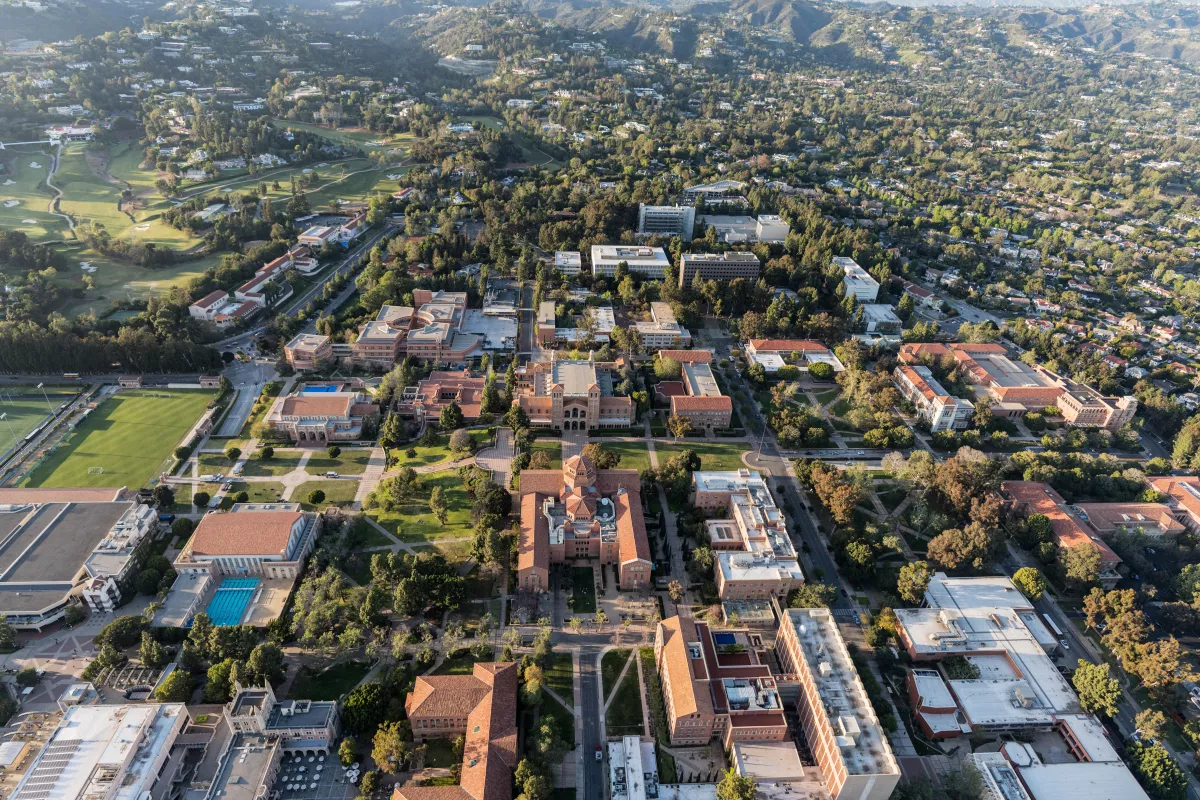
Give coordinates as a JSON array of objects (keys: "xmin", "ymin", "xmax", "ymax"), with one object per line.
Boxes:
[
  {"xmin": 21, "ymin": 219, "xmax": 36, "ymax": 224},
  {"xmin": 28, "ymin": 162, "xmax": 41, "ymax": 169},
  {"xmin": 135, "ymin": 224, "xmax": 150, "ymax": 231},
  {"xmin": 3, "ymin": 200, "xmax": 19, "ymax": 208},
  {"xmin": 2, "ymin": 180, "xmax": 14, "ymax": 186}
]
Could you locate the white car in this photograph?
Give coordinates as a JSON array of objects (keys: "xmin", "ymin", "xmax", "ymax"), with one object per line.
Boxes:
[
  {"xmin": 1060, "ymin": 639, "xmax": 1070, "ymax": 650},
  {"xmin": 325, "ymin": 471, "xmax": 340, "ymax": 478}
]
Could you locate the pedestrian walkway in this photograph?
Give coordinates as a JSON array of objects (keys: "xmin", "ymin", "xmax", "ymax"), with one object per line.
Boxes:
[
  {"xmin": 476, "ymin": 429, "xmax": 515, "ymax": 485},
  {"xmin": 354, "ymin": 446, "xmax": 386, "ymax": 507}
]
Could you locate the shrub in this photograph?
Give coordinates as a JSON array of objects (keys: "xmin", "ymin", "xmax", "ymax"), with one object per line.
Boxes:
[
  {"xmin": 234, "ymin": 491, "xmax": 249, "ymax": 504},
  {"xmin": 261, "ymin": 446, "xmax": 274, "ymax": 459},
  {"xmin": 193, "ymin": 491, "xmax": 211, "ymax": 508},
  {"xmin": 308, "ymin": 489, "xmax": 326, "ymax": 505},
  {"xmin": 327, "ymin": 445, "xmax": 341, "ymax": 458}
]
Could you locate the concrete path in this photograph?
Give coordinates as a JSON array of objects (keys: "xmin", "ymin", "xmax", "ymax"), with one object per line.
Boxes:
[{"xmin": 354, "ymin": 447, "xmax": 387, "ymax": 507}]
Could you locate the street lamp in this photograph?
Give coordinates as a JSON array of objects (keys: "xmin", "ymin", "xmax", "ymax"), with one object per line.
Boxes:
[{"xmin": 35, "ymin": 383, "xmax": 52, "ymax": 416}]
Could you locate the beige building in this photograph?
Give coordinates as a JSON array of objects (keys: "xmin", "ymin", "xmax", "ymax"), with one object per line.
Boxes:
[
  {"xmin": 266, "ymin": 390, "xmax": 378, "ymax": 442},
  {"xmin": 517, "ymin": 353, "xmax": 635, "ymax": 432},
  {"xmin": 776, "ymin": 608, "xmax": 900, "ymax": 800},
  {"xmin": 668, "ymin": 358, "xmax": 732, "ymax": 430},
  {"xmin": 284, "ymin": 333, "xmax": 333, "ymax": 371},
  {"xmin": 678, "ymin": 251, "xmax": 761, "ymax": 288}
]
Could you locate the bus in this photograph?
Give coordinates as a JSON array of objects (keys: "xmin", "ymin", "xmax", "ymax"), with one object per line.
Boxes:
[
  {"xmin": 1043, "ymin": 614, "xmax": 1064, "ymax": 638},
  {"xmin": 62, "ymin": 373, "xmax": 80, "ymax": 380}
]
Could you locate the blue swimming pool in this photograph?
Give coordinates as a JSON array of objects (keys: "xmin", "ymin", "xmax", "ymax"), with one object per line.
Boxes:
[
  {"xmin": 302, "ymin": 384, "xmax": 339, "ymax": 393},
  {"xmin": 713, "ymin": 632, "xmax": 737, "ymax": 646},
  {"xmin": 204, "ymin": 577, "xmax": 260, "ymax": 626}
]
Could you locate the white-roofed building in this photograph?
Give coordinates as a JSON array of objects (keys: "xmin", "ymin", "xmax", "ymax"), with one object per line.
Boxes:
[
  {"xmin": 835, "ymin": 256, "xmax": 879, "ymax": 302},
  {"xmin": 555, "ymin": 250, "xmax": 582, "ymax": 275},
  {"xmin": 591, "ymin": 245, "xmax": 671, "ymax": 279}
]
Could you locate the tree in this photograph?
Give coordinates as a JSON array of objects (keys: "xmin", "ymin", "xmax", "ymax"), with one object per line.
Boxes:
[
  {"xmin": 927, "ymin": 524, "xmax": 995, "ymax": 572},
  {"xmin": 194, "ymin": 491, "xmax": 211, "ymax": 508},
  {"xmin": 1135, "ymin": 709, "xmax": 1168, "ymax": 743},
  {"xmin": 503, "ymin": 359, "xmax": 518, "ymax": 408},
  {"xmin": 429, "ymin": 487, "xmax": 448, "ymax": 525},
  {"xmin": 809, "ymin": 361, "xmax": 834, "ymax": 381},
  {"xmin": 580, "ymin": 443, "xmax": 620, "ymax": 469},
  {"xmin": 439, "ymin": 401, "xmax": 465, "ymax": 431},
  {"xmin": 789, "ymin": 583, "xmax": 836, "ymax": 608},
  {"xmin": 139, "ymin": 631, "xmax": 169, "ymax": 668},
  {"xmin": 654, "ymin": 356, "xmax": 682, "ymax": 380},
  {"xmin": 327, "ymin": 445, "xmax": 341, "ymax": 458},
  {"xmin": 339, "ymin": 737, "xmax": 357, "ymax": 767},
  {"xmin": 1177, "ymin": 563, "xmax": 1200, "ymax": 603},
  {"xmin": 245, "ymin": 642, "xmax": 285, "ymax": 684},
  {"xmin": 307, "ymin": 489, "xmax": 326, "ymax": 506},
  {"xmin": 171, "ymin": 517, "xmax": 194, "ymax": 539},
  {"xmin": 521, "ymin": 664, "xmax": 544, "ymax": 708},
  {"xmin": 1012, "ymin": 567, "xmax": 1047, "ymax": 601},
  {"xmin": 1071, "ymin": 659, "xmax": 1121, "ymax": 717},
  {"xmin": 342, "ymin": 682, "xmax": 388, "ymax": 733},
  {"xmin": 261, "ymin": 446, "xmax": 274, "ymax": 459},
  {"xmin": 666, "ymin": 414, "xmax": 694, "ymax": 441},
  {"xmin": 668, "ymin": 580, "xmax": 684, "ymax": 604},
  {"xmin": 205, "ymin": 659, "xmax": 238, "ymax": 702},
  {"xmin": 896, "ymin": 561, "xmax": 932, "ymax": 605},
  {"xmin": 1063, "ymin": 542, "xmax": 1101, "ymax": 586},
  {"xmin": 1128, "ymin": 742, "xmax": 1187, "ymax": 800},
  {"xmin": 151, "ymin": 484, "xmax": 174, "ymax": 508},
  {"xmin": 225, "ymin": 446, "xmax": 241, "ymax": 463},
  {"xmin": 154, "ymin": 670, "xmax": 193, "ymax": 702},
  {"xmin": 64, "ymin": 605, "xmax": 86, "ymax": 626},
  {"xmin": 505, "ymin": 404, "xmax": 530, "ymax": 434},
  {"xmin": 717, "ymin": 768, "xmax": 757, "ymax": 800},
  {"xmin": 449, "ymin": 429, "xmax": 472, "ymax": 452},
  {"xmin": 15, "ymin": 668, "xmax": 37, "ymax": 687},
  {"xmin": 96, "ymin": 615, "xmax": 145, "ymax": 649},
  {"xmin": 372, "ymin": 721, "xmax": 406, "ymax": 774}
]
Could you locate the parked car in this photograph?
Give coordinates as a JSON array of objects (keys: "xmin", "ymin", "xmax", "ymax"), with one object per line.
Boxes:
[
  {"xmin": 595, "ymin": 745, "xmax": 603, "ymax": 761},
  {"xmin": 325, "ymin": 471, "xmax": 340, "ymax": 478}
]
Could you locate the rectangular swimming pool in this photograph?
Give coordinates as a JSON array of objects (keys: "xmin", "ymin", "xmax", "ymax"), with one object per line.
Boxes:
[
  {"xmin": 713, "ymin": 632, "xmax": 737, "ymax": 646},
  {"xmin": 204, "ymin": 577, "xmax": 260, "ymax": 626}
]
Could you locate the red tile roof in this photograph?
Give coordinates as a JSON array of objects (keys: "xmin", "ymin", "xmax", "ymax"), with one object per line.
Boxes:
[
  {"xmin": 747, "ymin": 339, "xmax": 830, "ymax": 354},
  {"xmin": 1001, "ymin": 481, "xmax": 1120, "ymax": 567},
  {"xmin": 279, "ymin": 395, "xmax": 354, "ymax": 417},
  {"xmin": 189, "ymin": 511, "xmax": 303, "ymax": 557},
  {"xmin": 658, "ymin": 350, "xmax": 712, "ymax": 364},
  {"xmin": 671, "ymin": 396, "xmax": 733, "ymax": 412}
]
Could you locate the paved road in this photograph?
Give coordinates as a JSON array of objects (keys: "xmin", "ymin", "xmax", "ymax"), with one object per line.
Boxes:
[
  {"xmin": 577, "ymin": 646, "xmax": 604, "ymax": 800},
  {"xmin": 216, "ymin": 360, "xmax": 273, "ymax": 437},
  {"xmin": 518, "ymin": 281, "xmax": 534, "ymax": 359}
]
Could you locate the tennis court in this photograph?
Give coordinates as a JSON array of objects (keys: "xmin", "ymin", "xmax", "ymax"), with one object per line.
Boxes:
[{"xmin": 205, "ymin": 577, "xmax": 260, "ymax": 626}]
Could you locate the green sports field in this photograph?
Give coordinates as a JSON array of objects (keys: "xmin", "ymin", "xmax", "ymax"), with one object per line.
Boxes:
[
  {"xmin": 0, "ymin": 390, "xmax": 70, "ymax": 450},
  {"xmin": 21, "ymin": 389, "xmax": 214, "ymax": 489}
]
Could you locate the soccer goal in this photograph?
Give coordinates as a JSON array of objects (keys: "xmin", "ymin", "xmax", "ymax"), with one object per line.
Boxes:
[{"xmin": 87, "ymin": 466, "xmax": 104, "ymax": 475}]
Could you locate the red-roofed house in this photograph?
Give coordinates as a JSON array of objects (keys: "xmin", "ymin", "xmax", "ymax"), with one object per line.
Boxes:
[{"xmin": 1001, "ymin": 481, "xmax": 1121, "ymax": 587}]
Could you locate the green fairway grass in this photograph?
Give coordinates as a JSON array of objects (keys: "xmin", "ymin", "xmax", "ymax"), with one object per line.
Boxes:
[
  {"xmin": 21, "ymin": 389, "xmax": 215, "ymax": 489},
  {"xmin": 0, "ymin": 145, "xmax": 66, "ymax": 240}
]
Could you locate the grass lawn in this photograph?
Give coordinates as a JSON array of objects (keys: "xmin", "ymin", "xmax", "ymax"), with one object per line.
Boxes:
[
  {"xmin": 596, "ymin": 441, "xmax": 651, "ymax": 472},
  {"xmin": 240, "ymin": 451, "xmax": 305, "ymax": 477},
  {"xmin": 541, "ymin": 693, "xmax": 576, "ymax": 748},
  {"xmin": 529, "ymin": 439, "xmax": 562, "ymax": 469},
  {"xmin": 568, "ymin": 566, "xmax": 596, "ymax": 614},
  {"xmin": 656, "ymin": 441, "xmax": 748, "ymax": 472},
  {"xmin": 368, "ymin": 470, "xmax": 474, "ymax": 543},
  {"xmin": 197, "ymin": 452, "xmax": 236, "ymax": 476},
  {"xmin": 392, "ymin": 431, "xmax": 487, "ymax": 469},
  {"xmin": 814, "ymin": 388, "xmax": 842, "ymax": 406},
  {"xmin": 223, "ymin": 481, "xmax": 287, "ymax": 506},
  {"xmin": 305, "ymin": 448, "xmax": 373, "ymax": 475},
  {"xmin": 423, "ymin": 739, "xmax": 460, "ymax": 769},
  {"xmin": 829, "ymin": 398, "xmax": 853, "ymax": 417},
  {"xmin": 463, "ymin": 567, "xmax": 498, "ymax": 600},
  {"xmin": 0, "ymin": 144, "xmax": 67, "ymax": 240},
  {"xmin": 296, "ymin": 479, "xmax": 358, "ymax": 510},
  {"xmin": 876, "ymin": 487, "xmax": 908, "ymax": 514},
  {"xmin": 545, "ymin": 652, "xmax": 574, "ymax": 710},
  {"xmin": 168, "ymin": 482, "xmax": 194, "ymax": 513},
  {"xmin": 0, "ymin": 392, "xmax": 58, "ymax": 448},
  {"xmin": 287, "ymin": 661, "xmax": 371, "ymax": 701},
  {"xmin": 271, "ymin": 119, "xmax": 414, "ymax": 152},
  {"xmin": 433, "ymin": 649, "xmax": 494, "ymax": 675},
  {"xmin": 601, "ymin": 649, "xmax": 632, "ymax": 701},
  {"xmin": 22, "ymin": 389, "xmax": 214, "ymax": 489},
  {"xmin": 354, "ymin": 521, "xmax": 396, "ymax": 548},
  {"xmin": 604, "ymin": 663, "xmax": 645, "ymax": 736}
]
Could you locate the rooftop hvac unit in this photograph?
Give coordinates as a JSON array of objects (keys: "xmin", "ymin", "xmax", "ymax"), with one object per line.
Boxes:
[
  {"xmin": 819, "ymin": 662, "xmax": 833, "ymax": 678},
  {"xmin": 1013, "ymin": 687, "xmax": 1033, "ymax": 709}
]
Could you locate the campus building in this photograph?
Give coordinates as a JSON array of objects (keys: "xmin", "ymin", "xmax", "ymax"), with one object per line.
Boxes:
[
  {"xmin": 898, "ymin": 344, "xmax": 1137, "ymax": 429},
  {"xmin": 398, "ymin": 371, "xmax": 488, "ymax": 424},
  {"xmin": 9, "ymin": 703, "xmax": 187, "ymax": 800},
  {"xmin": 775, "ymin": 608, "xmax": 901, "ymax": 800},
  {"xmin": 678, "ymin": 252, "xmax": 761, "ymax": 288},
  {"xmin": 861, "ymin": 304, "xmax": 902, "ymax": 334},
  {"xmin": 892, "ymin": 365, "xmax": 974, "ymax": 432},
  {"xmin": 835, "ymin": 257, "xmax": 879, "ymax": 302},
  {"xmin": 638, "ymin": 204, "xmax": 696, "ymax": 240},
  {"xmin": 517, "ymin": 455, "xmax": 652, "ymax": 591},
  {"xmin": 265, "ymin": 389, "xmax": 378, "ymax": 442},
  {"xmin": 554, "ymin": 250, "xmax": 582, "ymax": 275},
  {"xmin": 284, "ymin": 333, "xmax": 333, "ymax": 371},
  {"xmin": 537, "ymin": 301, "xmax": 556, "ymax": 345},
  {"xmin": 516, "ymin": 353, "xmax": 635, "ymax": 432},
  {"xmin": 634, "ymin": 302, "xmax": 692, "ymax": 349},
  {"xmin": 654, "ymin": 616, "xmax": 787, "ymax": 747},
  {"xmin": 397, "ymin": 662, "xmax": 517, "ymax": 800},
  {"xmin": 225, "ymin": 683, "xmax": 339, "ymax": 751},
  {"xmin": 744, "ymin": 339, "xmax": 845, "ymax": 374},
  {"xmin": 346, "ymin": 291, "xmax": 483, "ymax": 369},
  {"xmin": 667, "ymin": 358, "xmax": 732, "ymax": 431},
  {"xmin": 0, "ymin": 489, "xmax": 157, "ymax": 628},
  {"xmin": 970, "ymin": 743, "xmax": 1150, "ymax": 800},
  {"xmin": 697, "ymin": 215, "xmax": 789, "ymax": 244},
  {"xmin": 1000, "ymin": 482, "xmax": 1121, "ymax": 587},
  {"xmin": 1148, "ymin": 475, "xmax": 1200, "ymax": 533},
  {"xmin": 590, "ymin": 245, "xmax": 671, "ymax": 279},
  {"xmin": 695, "ymin": 470, "xmax": 804, "ymax": 600}
]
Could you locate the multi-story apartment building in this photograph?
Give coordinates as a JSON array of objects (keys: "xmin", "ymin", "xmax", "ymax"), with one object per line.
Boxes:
[
  {"xmin": 517, "ymin": 455, "xmax": 651, "ymax": 590},
  {"xmin": 678, "ymin": 252, "xmax": 761, "ymax": 288},
  {"xmin": 694, "ymin": 470, "xmax": 804, "ymax": 600},
  {"xmin": 835, "ymin": 256, "xmax": 879, "ymax": 302},
  {"xmin": 351, "ymin": 305, "xmax": 413, "ymax": 368},
  {"xmin": 892, "ymin": 365, "xmax": 974, "ymax": 432},
  {"xmin": 638, "ymin": 204, "xmax": 696, "ymax": 240},
  {"xmin": 775, "ymin": 608, "xmax": 901, "ymax": 800},
  {"xmin": 654, "ymin": 616, "xmax": 787, "ymax": 747},
  {"xmin": 284, "ymin": 333, "xmax": 333, "ymax": 371},
  {"xmin": 591, "ymin": 245, "xmax": 671, "ymax": 279},
  {"xmin": 516, "ymin": 354, "xmax": 635, "ymax": 432},
  {"xmin": 226, "ymin": 683, "xmax": 339, "ymax": 751}
]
